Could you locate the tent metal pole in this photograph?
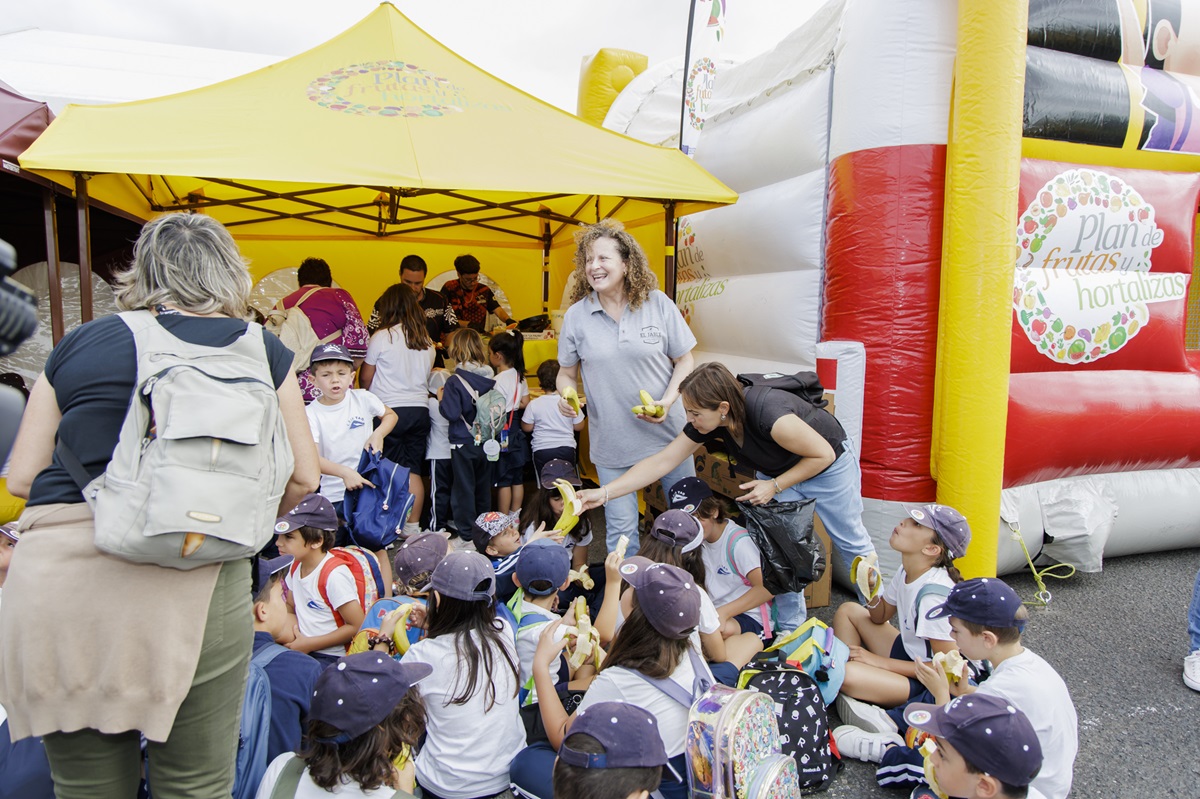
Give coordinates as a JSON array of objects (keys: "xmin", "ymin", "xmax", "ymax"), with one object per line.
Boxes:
[
  {"xmin": 42, "ymin": 188, "xmax": 64, "ymax": 343},
  {"xmin": 664, "ymin": 200, "xmax": 677, "ymax": 300},
  {"xmin": 75, "ymin": 173, "xmax": 94, "ymax": 324},
  {"xmin": 542, "ymin": 221, "xmax": 552, "ymax": 313}
]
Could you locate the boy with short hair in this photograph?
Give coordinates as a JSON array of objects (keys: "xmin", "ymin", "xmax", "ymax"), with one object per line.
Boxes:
[
  {"xmin": 306, "ymin": 342, "xmax": 398, "ymax": 591},
  {"xmin": 250, "ymin": 555, "xmax": 324, "ymax": 764},
  {"xmin": 473, "ymin": 510, "xmax": 525, "ymax": 605},
  {"xmin": 551, "ymin": 701, "xmax": 669, "ymax": 799},
  {"xmin": 903, "ymin": 693, "xmax": 1045, "ymax": 799},
  {"xmin": 521, "ymin": 359, "xmax": 586, "ymax": 480},
  {"xmin": 276, "ymin": 494, "xmax": 368, "ymax": 666}
]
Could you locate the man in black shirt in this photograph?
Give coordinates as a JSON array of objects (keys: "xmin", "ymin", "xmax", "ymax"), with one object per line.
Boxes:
[{"xmin": 367, "ymin": 254, "xmax": 458, "ymax": 366}]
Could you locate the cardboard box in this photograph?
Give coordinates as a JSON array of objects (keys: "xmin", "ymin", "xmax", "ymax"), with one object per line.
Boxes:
[{"xmin": 644, "ymin": 458, "xmax": 833, "ymax": 609}]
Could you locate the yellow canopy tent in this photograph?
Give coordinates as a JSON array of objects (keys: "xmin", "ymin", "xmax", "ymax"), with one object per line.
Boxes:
[{"xmin": 19, "ymin": 3, "xmax": 736, "ymax": 321}]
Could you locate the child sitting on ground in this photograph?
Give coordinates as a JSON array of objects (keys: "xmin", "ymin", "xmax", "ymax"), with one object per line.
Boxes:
[
  {"xmin": 402, "ymin": 552, "xmax": 526, "ymax": 799},
  {"xmin": 277, "ymin": 494, "xmax": 369, "ymax": 666},
  {"xmin": 865, "ymin": 577, "xmax": 1076, "ymax": 799},
  {"xmin": 510, "ymin": 539, "xmax": 597, "ymax": 742},
  {"xmin": 521, "ymin": 359, "xmax": 586, "ymax": 480},
  {"xmin": 520, "ymin": 459, "xmax": 593, "ymax": 572},
  {"xmin": 305, "ymin": 342, "xmax": 398, "ymax": 594},
  {"xmin": 903, "ymin": 693, "xmax": 1045, "ymax": 799},
  {"xmin": 669, "ymin": 477, "xmax": 775, "ymax": 642},
  {"xmin": 254, "ymin": 652, "xmax": 430, "ymax": 799},
  {"xmin": 250, "ymin": 555, "xmax": 324, "ymax": 767},
  {"xmin": 637, "ymin": 507, "xmax": 763, "ymax": 686},
  {"xmin": 393, "ymin": 531, "xmax": 449, "ymax": 599},
  {"xmin": 550, "ymin": 701, "xmax": 669, "ymax": 799},
  {"xmin": 832, "ymin": 504, "xmax": 970, "ymax": 735},
  {"xmin": 474, "ymin": 509, "xmax": 559, "ymax": 605}
]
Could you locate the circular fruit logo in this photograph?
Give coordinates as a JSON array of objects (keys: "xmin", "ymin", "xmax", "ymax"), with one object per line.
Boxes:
[
  {"xmin": 307, "ymin": 61, "xmax": 465, "ymax": 117},
  {"xmin": 1013, "ymin": 169, "xmax": 1163, "ymax": 364}
]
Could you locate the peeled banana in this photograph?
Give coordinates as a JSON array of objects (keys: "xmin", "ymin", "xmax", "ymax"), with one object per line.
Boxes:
[
  {"xmin": 851, "ymin": 552, "xmax": 883, "ymax": 602},
  {"xmin": 615, "ymin": 534, "xmax": 630, "ymax": 560},
  {"xmin": 566, "ymin": 597, "xmax": 598, "ymax": 670},
  {"xmin": 562, "ymin": 386, "xmax": 582, "ymax": 415},
  {"xmin": 568, "ymin": 565, "xmax": 594, "ymax": 590},
  {"xmin": 932, "ymin": 649, "xmax": 967, "ymax": 683},
  {"xmin": 553, "ymin": 478, "xmax": 583, "ymax": 534},
  {"xmin": 631, "ymin": 389, "xmax": 665, "ymax": 417}
]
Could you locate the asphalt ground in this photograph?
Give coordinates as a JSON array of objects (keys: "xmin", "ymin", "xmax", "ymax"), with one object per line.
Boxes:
[{"xmin": 586, "ymin": 526, "xmax": 1200, "ymax": 797}]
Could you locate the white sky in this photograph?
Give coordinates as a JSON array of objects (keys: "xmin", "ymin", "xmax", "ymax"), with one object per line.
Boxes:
[{"xmin": 0, "ymin": 0, "xmax": 829, "ymax": 111}]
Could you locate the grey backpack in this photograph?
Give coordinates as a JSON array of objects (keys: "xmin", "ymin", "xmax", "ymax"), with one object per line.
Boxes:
[
  {"xmin": 60, "ymin": 311, "xmax": 294, "ymax": 570},
  {"xmin": 455, "ymin": 373, "xmax": 508, "ymax": 443}
]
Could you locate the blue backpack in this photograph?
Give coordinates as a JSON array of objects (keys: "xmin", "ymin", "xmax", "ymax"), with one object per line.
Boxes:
[
  {"xmin": 342, "ymin": 449, "xmax": 415, "ymax": 550},
  {"xmin": 233, "ymin": 643, "xmax": 288, "ymax": 799}
]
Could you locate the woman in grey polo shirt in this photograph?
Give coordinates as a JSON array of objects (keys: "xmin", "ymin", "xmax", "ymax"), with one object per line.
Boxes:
[{"xmin": 556, "ymin": 219, "xmax": 697, "ymax": 556}]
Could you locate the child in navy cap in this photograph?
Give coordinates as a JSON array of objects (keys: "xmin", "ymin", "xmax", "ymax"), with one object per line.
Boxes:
[
  {"xmin": 552, "ymin": 701, "xmax": 670, "ymax": 799},
  {"xmin": 255, "ymin": 652, "xmax": 431, "ymax": 797},
  {"xmin": 904, "ymin": 693, "xmax": 1044, "ymax": 799},
  {"xmin": 832, "ymin": 503, "xmax": 970, "ymax": 744}
]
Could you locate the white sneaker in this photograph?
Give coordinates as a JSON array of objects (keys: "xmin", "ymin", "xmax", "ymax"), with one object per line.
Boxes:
[
  {"xmin": 402, "ymin": 521, "xmax": 421, "ymax": 538},
  {"xmin": 835, "ymin": 693, "xmax": 899, "ymax": 735},
  {"xmin": 833, "ymin": 725, "xmax": 904, "ymax": 763},
  {"xmin": 1185, "ymin": 650, "xmax": 1200, "ymax": 692}
]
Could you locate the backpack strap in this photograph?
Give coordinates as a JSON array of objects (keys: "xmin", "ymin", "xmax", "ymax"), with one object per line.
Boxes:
[
  {"xmin": 251, "ymin": 642, "xmax": 290, "ymax": 672},
  {"xmin": 724, "ymin": 527, "xmax": 774, "ymax": 639},
  {"xmin": 631, "ymin": 647, "xmax": 711, "ymax": 707},
  {"xmin": 268, "ymin": 756, "xmax": 307, "ymax": 799},
  {"xmin": 317, "ymin": 554, "xmax": 350, "ymax": 629}
]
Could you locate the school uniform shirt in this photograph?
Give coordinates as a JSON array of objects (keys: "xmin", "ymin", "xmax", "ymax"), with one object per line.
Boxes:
[
  {"xmin": 491, "ymin": 550, "xmax": 522, "ymax": 605},
  {"xmin": 523, "ymin": 393, "xmax": 583, "ymax": 452},
  {"xmin": 256, "ymin": 752, "xmax": 411, "ymax": 799},
  {"xmin": 492, "ymin": 368, "xmax": 529, "ymax": 413},
  {"xmin": 307, "ymin": 389, "xmax": 387, "ymax": 503},
  {"xmin": 514, "ymin": 601, "xmax": 570, "ymax": 698},
  {"xmin": 425, "ymin": 396, "xmax": 451, "ymax": 461},
  {"xmin": 284, "ymin": 555, "xmax": 360, "ymax": 658},
  {"xmin": 975, "ymin": 649, "xmax": 1078, "ymax": 799},
  {"xmin": 403, "ymin": 621, "xmax": 526, "ymax": 799},
  {"xmin": 880, "ymin": 566, "xmax": 955, "ymax": 662},
  {"xmin": 364, "ymin": 328, "xmax": 435, "ymax": 408},
  {"xmin": 701, "ymin": 520, "xmax": 762, "ymax": 609},
  {"xmin": 252, "ymin": 631, "xmax": 324, "ymax": 765},
  {"xmin": 574, "ymin": 645, "xmax": 715, "ymax": 757}
]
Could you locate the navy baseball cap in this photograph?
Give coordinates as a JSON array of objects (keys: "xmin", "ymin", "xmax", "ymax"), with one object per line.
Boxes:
[
  {"xmin": 275, "ymin": 493, "xmax": 338, "ymax": 533},
  {"xmin": 256, "ymin": 555, "xmax": 294, "ymax": 593},
  {"xmin": 393, "ymin": 532, "xmax": 449, "ymax": 593},
  {"xmin": 516, "ymin": 539, "xmax": 571, "ymax": 596},
  {"xmin": 559, "ymin": 701, "xmax": 669, "ymax": 770},
  {"xmin": 472, "ymin": 510, "xmax": 521, "ymax": 553},
  {"xmin": 618, "ymin": 557, "xmax": 701, "ymax": 640},
  {"xmin": 309, "ymin": 342, "xmax": 354, "ymax": 366},
  {"xmin": 667, "ymin": 477, "xmax": 713, "ymax": 513},
  {"xmin": 904, "ymin": 504, "xmax": 971, "ymax": 559},
  {"xmin": 904, "ymin": 694, "xmax": 1042, "ymax": 787},
  {"xmin": 430, "ymin": 551, "xmax": 496, "ymax": 603},
  {"xmin": 649, "ymin": 509, "xmax": 703, "ymax": 554},
  {"xmin": 926, "ymin": 577, "xmax": 1026, "ymax": 631},
  {"xmin": 310, "ymin": 653, "xmax": 432, "ymax": 744},
  {"xmin": 539, "ymin": 458, "xmax": 582, "ymax": 488}
]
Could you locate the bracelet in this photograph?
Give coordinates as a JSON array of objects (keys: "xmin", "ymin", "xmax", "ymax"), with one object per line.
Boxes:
[
  {"xmin": 601, "ymin": 486, "xmax": 610, "ymax": 506},
  {"xmin": 771, "ymin": 478, "xmax": 782, "ymax": 495},
  {"xmin": 367, "ymin": 634, "xmax": 396, "ymax": 655}
]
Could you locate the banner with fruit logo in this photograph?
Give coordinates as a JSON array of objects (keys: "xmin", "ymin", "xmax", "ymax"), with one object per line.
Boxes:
[
  {"xmin": 1011, "ymin": 160, "xmax": 1199, "ymax": 372},
  {"xmin": 679, "ymin": 0, "xmax": 727, "ymax": 157}
]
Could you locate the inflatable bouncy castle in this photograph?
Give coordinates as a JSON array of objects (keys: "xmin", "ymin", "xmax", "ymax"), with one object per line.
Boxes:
[{"xmin": 583, "ymin": 0, "xmax": 1200, "ymax": 579}]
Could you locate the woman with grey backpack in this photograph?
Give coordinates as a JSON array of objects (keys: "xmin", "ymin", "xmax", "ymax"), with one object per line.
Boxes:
[{"xmin": 0, "ymin": 213, "xmax": 319, "ymax": 799}]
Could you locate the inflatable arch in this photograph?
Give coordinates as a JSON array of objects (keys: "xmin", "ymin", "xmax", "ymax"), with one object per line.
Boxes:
[{"xmin": 581, "ymin": 0, "xmax": 1200, "ymax": 581}]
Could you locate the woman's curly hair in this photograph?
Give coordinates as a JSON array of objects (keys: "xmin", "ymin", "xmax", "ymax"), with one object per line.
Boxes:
[{"xmin": 568, "ymin": 218, "xmax": 658, "ymax": 310}]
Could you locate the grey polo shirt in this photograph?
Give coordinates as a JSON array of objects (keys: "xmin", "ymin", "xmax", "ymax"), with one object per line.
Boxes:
[{"xmin": 558, "ymin": 290, "xmax": 697, "ymax": 468}]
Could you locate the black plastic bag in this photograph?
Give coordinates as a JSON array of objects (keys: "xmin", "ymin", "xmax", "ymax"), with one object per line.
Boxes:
[{"xmin": 737, "ymin": 498, "xmax": 826, "ymax": 594}]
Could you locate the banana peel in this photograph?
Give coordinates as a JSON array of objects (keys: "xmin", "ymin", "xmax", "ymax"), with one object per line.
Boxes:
[
  {"xmin": 932, "ymin": 650, "xmax": 967, "ymax": 683},
  {"xmin": 348, "ymin": 630, "xmax": 373, "ymax": 655},
  {"xmin": 553, "ymin": 478, "xmax": 583, "ymax": 534},
  {"xmin": 392, "ymin": 742, "xmax": 412, "ymax": 771},
  {"xmin": 562, "ymin": 386, "xmax": 582, "ymax": 416},
  {"xmin": 182, "ymin": 533, "xmax": 206, "ymax": 559},
  {"xmin": 632, "ymin": 389, "xmax": 665, "ymax": 417},
  {"xmin": 565, "ymin": 597, "xmax": 598, "ymax": 671},
  {"xmin": 568, "ymin": 566, "xmax": 594, "ymax": 590},
  {"xmin": 851, "ymin": 552, "xmax": 882, "ymax": 602},
  {"xmin": 390, "ymin": 604, "xmax": 414, "ymax": 656},
  {"xmin": 615, "ymin": 534, "xmax": 630, "ymax": 560}
]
